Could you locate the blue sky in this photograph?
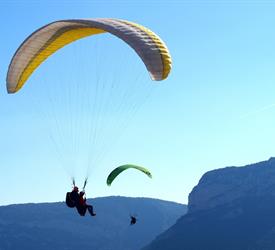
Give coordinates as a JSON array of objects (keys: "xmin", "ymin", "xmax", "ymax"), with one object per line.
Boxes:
[{"xmin": 1, "ymin": 0, "xmax": 275, "ymax": 205}]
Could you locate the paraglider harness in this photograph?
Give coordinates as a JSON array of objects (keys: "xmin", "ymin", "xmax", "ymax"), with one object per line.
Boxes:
[
  {"xmin": 66, "ymin": 192, "xmax": 77, "ymax": 208},
  {"xmin": 66, "ymin": 178, "xmax": 88, "ymax": 208}
]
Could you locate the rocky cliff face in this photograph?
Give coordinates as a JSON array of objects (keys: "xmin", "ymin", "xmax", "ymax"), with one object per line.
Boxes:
[
  {"xmin": 143, "ymin": 157, "xmax": 275, "ymax": 250},
  {"xmin": 188, "ymin": 157, "xmax": 275, "ymax": 213}
]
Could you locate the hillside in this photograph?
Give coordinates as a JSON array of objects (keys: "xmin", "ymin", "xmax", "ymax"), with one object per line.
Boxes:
[
  {"xmin": 143, "ymin": 158, "xmax": 275, "ymax": 250},
  {"xmin": 0, "ymin": 196, "xmax": 186, "ymax": 250}
]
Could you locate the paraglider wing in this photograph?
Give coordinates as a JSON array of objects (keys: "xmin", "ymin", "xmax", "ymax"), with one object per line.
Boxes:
[
  {"xmin": 106, "ymin": 164, "xmax": 152, "ymax": 186},
  {"xmin": 7, "ymin": 18, "xmax": 172, "ymax": 94}
]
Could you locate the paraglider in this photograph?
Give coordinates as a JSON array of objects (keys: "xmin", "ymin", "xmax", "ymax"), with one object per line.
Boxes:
[
  {"xmin": 106, "ymin": 164, "xmax": 152, "ymax": 186},
  {"xmin": 107, "ymin": 165, "xmax": 151, "ymax": 224},
  {"xmin": 6, "ymin": 18, "xmax": 171, "ymax": 218}
]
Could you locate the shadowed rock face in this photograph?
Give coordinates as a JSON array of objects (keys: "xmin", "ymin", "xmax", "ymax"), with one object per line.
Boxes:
[
  {"xmin": 188, "ymin": 157, "xmax": 275, "ymax": 213},
  {"xmin": 0, "ymin": 196, "xmax": 186, "ymax": 250},
  {"xmin": 143, "ymin": 157, "xmax": 275, "ymax": 250}
]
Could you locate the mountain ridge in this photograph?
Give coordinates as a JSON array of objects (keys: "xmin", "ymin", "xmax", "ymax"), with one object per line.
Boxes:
[
  {"xmin": 143, "ymin": 157, "xmax": 275, "ymax": 250},
  {"xmin": 0, "ymin": 195, "xmax": 186, "ymax": 250}
]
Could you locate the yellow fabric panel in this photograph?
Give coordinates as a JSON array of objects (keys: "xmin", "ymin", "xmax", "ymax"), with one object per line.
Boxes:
[
  {"xmin": 16, "ymin": 27, "xmax": 106, "ymax": 92},
  {"xmin": 121, "ymin": 20, "xmax": 172, "ymax": 80}
]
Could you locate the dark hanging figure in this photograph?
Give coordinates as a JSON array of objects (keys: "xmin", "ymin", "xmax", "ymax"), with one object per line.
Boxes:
[
  {"xmin": 66, "ymin": 186, "xmax": 80, "ymax": 208},
  {"xmin": 130, "ymin": 216, "xmax": 137, "ymax": 225},
  {"xmin": 76, "ymin": 191, "xmax": 96, "ymax": 216}
]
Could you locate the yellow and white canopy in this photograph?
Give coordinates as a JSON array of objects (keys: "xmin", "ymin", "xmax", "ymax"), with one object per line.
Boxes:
[{"xmin": 7, "ymin": 18, "xmax": 172, "ymax": 93}]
